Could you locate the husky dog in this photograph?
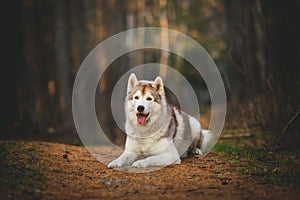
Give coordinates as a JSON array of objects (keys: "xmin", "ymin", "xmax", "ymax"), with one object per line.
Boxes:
[{"xmin": 108, "ymin": 73, "xmax": 211, "ymax": 168}]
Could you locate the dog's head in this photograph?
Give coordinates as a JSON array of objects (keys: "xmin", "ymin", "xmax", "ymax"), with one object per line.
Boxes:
[{"xmin": 125, "ymin": 73, "xmax": 165, "ymax": 126}]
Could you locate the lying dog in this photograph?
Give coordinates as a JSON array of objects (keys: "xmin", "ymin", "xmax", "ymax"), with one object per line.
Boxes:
[{"xmin": 108, "ymin": 73, "xmax": 211, "ymax": 168}]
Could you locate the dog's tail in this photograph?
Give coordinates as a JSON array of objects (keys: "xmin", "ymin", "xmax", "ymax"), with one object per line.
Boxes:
[{"xmin": 197, "ymin": 129, "xmax": 216, "ymax": 157}]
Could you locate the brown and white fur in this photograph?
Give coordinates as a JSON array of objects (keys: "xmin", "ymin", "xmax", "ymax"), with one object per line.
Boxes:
[{"xmin": 108, "ymin": 73, "xmax": 211, "ymax": 168}]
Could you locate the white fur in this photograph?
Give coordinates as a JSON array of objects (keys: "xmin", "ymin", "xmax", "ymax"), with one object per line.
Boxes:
[{"xmin": 108, "ymin": 73, "xmax": 210, "ymax": 168}]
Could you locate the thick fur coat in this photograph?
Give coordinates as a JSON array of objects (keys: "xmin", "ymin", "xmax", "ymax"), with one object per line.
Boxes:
[{"xmin": 108, "ymin": 73, "xmax": 210, "ymax": 168}]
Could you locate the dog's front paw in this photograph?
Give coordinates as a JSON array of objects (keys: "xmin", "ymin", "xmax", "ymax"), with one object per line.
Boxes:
[
  {"xmin": 131, "ymin": 160, "xmax": 150, "ymax": 168},
  {"xmin": 108, "ymin": 158, "xmax": 125, "ymax": 168}
]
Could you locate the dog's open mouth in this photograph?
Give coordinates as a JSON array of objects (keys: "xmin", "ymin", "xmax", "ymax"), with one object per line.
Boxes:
[{"xmin": 136, "ymin": 113, "xmax": 149, "ymax": 125}]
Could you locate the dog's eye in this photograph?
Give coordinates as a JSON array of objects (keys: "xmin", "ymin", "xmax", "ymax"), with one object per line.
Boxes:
[
  {"xmin": 146, "ymin": 97, "xmax": 153, "ymax": 101},
  {"xmin": 134, "ymin": 96, "xmax": 139, "ymax": 100}
]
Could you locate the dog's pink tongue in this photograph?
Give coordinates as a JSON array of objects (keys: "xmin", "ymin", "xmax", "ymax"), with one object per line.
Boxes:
[{"xmin": 137, "ymin": 115, "xmax": 146, "ymax": 124}]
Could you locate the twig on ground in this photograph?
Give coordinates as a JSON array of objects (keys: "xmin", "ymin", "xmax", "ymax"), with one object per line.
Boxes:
[
  {"xmin": 221, "ymin": 133, "xmax": 253, "ymax": 139},
  {"xmin": 276, "ymin": 110, "xmax": 300, "ymax": 148}
]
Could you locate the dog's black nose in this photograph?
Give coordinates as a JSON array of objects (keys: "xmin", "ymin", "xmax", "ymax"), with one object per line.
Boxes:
[{"xmin": 137, "ymin": 105, "xmax": 144, "ymax": 112}]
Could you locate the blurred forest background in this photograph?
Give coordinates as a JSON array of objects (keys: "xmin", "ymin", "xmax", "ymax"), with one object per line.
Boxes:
[{"xmin": 1, "ymin": 0, "xmax": 299, "ymax": 149}]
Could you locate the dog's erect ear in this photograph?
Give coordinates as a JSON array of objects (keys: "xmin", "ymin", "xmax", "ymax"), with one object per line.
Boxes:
[
  {"xmin": 152, "ymin": 76, "xmax": 164, "ymax": 95},
  {"xmin": 127, "ymin": 73, "xmax": 139, "ymax": 93}
]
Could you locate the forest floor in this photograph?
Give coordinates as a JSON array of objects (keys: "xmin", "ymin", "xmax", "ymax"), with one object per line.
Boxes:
[{"xmin": 0, "ymin": 139, "xmax": 300, "ymax": 200}]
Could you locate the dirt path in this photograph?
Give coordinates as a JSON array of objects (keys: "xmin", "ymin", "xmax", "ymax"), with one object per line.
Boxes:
[{"xmin": 0, "ymin": 141, "xmax": 299, "ymax": 200}]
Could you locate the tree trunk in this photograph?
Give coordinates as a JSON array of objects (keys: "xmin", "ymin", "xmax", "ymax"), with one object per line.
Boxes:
[
  {"xmin": 159, "ymin": 0, "xmax": 169, "ymax": 78},
  {"xmin": 20, "ymin": 1, "xmax": 47, "ymax": 134},
  {"xmin": 55, "ymin": 0, "xmax": 72, "ymax": 131}
]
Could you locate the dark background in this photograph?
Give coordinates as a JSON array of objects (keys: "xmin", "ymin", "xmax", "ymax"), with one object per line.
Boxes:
[{"xmin": 1, "ymin": 0, "xmax": 299, "ymax": 149}]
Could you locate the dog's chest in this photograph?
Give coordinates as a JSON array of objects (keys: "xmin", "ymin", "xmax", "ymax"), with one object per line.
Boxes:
[{"xmin": 126, "ymin": 136, "xmax": 168, "ymax": 155}]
